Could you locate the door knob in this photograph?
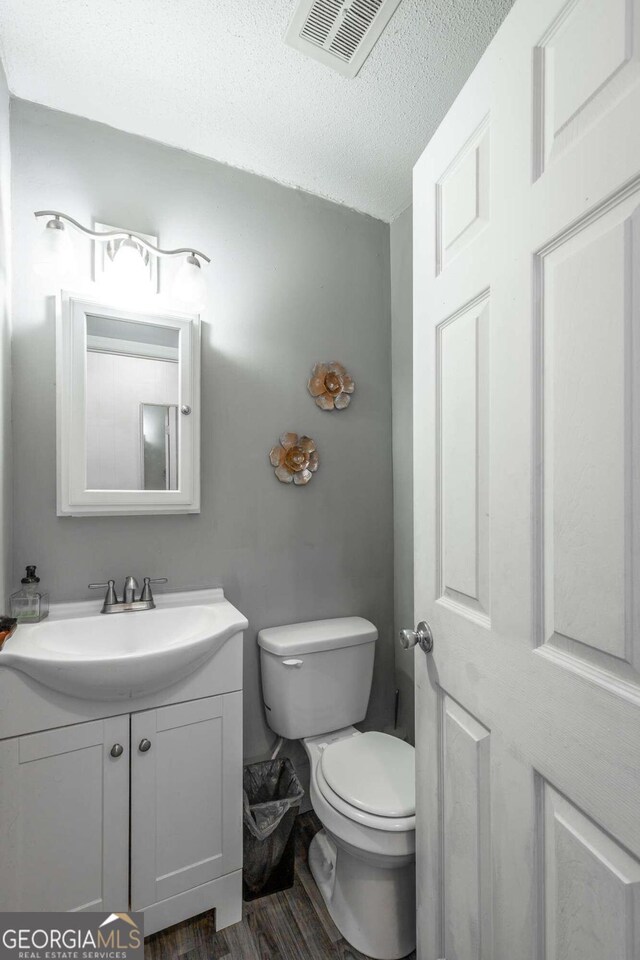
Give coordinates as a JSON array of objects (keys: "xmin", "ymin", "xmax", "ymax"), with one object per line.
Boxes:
[
  {"xmin": 110, "ymin": 743, "xmax": 124, "ymax": 758},
  {"xmin": 399, "ymin": 620, "xmax": 434, "ymax": 654},
  {"xmin": 138, "ymin": 738, "xmax": 152, "ymax": 753}
]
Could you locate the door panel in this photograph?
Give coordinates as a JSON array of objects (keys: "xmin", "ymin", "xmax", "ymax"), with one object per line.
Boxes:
[
  {"xmin": 442, "ymin": 699, "xmax": 492, "ymax": 960},
  {"xmin": 538, "ymin": 197, "xmax": 640, "ymax": 676},
  {"xmin": 437, "ymin": 293, "xmax": 491, "ymax": 626},
  {"xmin": 130, "ymin": 692, "xmax": 242, "ymax": 910},
  {"xmin": 436, "ymin": 117, "xmax": 490, "ymax": 275},
  {"xmin": 533, "ymin": 0, "xmax": 640, "ymax": 177},
  {"xmin": 543, "ymin": 784, "xmax": 640, "ymax": 960},
  {"xmin": 413, "ymin": 0, "xmax": 640, "ymax": 958},
  {"xmin": 0, "ymin": 716, "xmax": 129, "ymax": 911}
]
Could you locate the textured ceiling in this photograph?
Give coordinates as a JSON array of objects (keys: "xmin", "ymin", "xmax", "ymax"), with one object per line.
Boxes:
[{"xmin": 0, "ymin": 0, "xmax": 514, "ymax": 221}]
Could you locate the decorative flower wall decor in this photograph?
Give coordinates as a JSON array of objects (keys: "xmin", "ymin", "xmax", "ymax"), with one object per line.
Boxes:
[
  {"xmin": 307, "ymin": 361, "xmax": 355, "ymax": 411},
  {"xmin": 269, "ymin": 432, "xmax": 319, "ymax": 485}
]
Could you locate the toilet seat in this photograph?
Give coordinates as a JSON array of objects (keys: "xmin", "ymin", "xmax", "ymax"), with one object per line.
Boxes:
[
  {"xmin": 320, "ymin": 730, "xmax": 415, "ymax": 818},
  {"xmin": 316, "ymin": 761, "xmax": 416, "ymax": 832}
]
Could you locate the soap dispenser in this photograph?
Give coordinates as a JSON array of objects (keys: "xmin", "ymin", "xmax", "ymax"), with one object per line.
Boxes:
[{"xmin": 10, "ymin": 566, "xmax": 49, "ymax": 623}]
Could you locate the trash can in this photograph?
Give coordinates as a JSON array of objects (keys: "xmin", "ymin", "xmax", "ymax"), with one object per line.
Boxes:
[{"xmin": 242, "ymin": 758, "xmax": 304, "ymax": 901}]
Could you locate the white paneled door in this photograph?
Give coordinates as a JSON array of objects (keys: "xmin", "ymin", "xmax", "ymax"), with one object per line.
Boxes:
[{"xmin": 413, "ymin": 0, "xmax": 640, "ymax": 958}]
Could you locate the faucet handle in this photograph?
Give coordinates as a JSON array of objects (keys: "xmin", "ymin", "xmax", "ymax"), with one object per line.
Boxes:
[
  {"xmin": 89, "ymin": 579, "xmax": 118, "ymax": 605},
  {"xmin": 140, "ymin": 577, "xmax": 168, "ymax": 603}
]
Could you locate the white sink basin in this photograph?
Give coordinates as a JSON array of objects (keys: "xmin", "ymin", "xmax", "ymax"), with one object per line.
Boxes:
[{"xmin": 0, "ymin": 588, "xmax": 248, "ymax": 700}]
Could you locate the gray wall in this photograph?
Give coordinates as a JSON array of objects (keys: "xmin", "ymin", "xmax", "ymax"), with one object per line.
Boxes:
[
  {"xmin": 390, "ymin": 206, "xmax": 414, "ymax": 743},
  {"xmin": 0, "ymin": 63, "xmax": 10, "ymax": 611},
  {"xmin": 10, "ymin": 100, "xmax": 395, "ymax": 758}
]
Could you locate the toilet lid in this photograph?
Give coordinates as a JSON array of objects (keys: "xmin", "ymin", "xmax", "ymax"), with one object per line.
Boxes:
[{"xmin": 320, "ymin": 731, "xmax": 415, "ymax": 818}]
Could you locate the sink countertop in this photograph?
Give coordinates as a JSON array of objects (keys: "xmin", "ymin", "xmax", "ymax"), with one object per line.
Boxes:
[
  {"xmin": 0, "ymin": 587, "xmax": 249, "ymax": 702},
  {"xmin": 27, "ymin": 586, "xmax": 235, "ymax": 624}
]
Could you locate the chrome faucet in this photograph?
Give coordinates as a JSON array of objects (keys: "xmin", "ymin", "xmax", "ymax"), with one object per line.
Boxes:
[
  {"xmin": 89, "ymin": 577, "xmax": 168, "ymax": 614},
  {"xmin": 123, "ymin": 575, "xmax": 139, "ymax": 604}
]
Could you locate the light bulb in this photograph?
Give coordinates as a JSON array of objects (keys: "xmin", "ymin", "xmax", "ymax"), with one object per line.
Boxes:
[
  {"xmin": 109, "ymin": 237, "xmax": 149, "ymax": 293},
  {"xmin": 34, "ymin": 218, "xmax": 76, "ymax": 283},
  {"xmin": 172, "ymin": 254, "xmax": 206, "ymax": 308}
]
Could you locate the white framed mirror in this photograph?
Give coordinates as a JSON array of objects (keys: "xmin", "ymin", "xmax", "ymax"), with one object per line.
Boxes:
[{"xmin": 57, "ymin": 291, "xmax": 200, "ymax": 516}]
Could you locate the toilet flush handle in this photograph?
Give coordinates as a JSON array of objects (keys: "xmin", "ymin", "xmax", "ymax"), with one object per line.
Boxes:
[{"xmin": 282, "ymin": 659, "xmax": 303, "ymax": 668}]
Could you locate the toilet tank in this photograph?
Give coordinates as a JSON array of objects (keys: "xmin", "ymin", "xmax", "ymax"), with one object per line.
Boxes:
[{"xmin": 258, "ymin": 617, "xmax": 377, "ymax": 740}]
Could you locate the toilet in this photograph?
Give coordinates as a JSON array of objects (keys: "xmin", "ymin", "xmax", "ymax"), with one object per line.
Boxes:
[{"xmin": 258, "ymin": 617, "xmax": 416, "ymax": 960}]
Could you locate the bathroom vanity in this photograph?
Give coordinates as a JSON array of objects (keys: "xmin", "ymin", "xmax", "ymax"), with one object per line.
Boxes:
[{"xmin": 0, "ymin": 588, "xmax": 246, "ymax": 937}]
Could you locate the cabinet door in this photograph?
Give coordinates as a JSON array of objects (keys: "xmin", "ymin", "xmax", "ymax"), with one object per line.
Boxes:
[
  {"xmin": 0, "ymin": 716, "xmax": 129, "ymax": 911},
  {"xmin": 130, "ymin": 692, "xmax": 242, "ymax": 910}
]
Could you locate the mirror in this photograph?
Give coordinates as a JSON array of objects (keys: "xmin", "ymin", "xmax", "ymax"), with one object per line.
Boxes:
[
  {"xmin": 85, "ymin": 315, "xmax": 180, "ymax": 491},
  {"xmin": 57, "ymin": 293, "xmax": 200, "ymax": 516},
  {"xmin": 141, "ymin": 403, "xmax": 179, "ymax": 490}
]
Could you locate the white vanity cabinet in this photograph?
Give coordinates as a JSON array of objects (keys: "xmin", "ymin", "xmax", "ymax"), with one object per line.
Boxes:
[
  {"xmin": 0, "ymin": 693, "xmax": 242, "ymax": 934},
  {"xmin": 0, "ymin": 593, "xmax": 245, "ymax": 938},
  {"xmin": 0, "ymin": 715, "xmax": 130, "ymax": 912}
]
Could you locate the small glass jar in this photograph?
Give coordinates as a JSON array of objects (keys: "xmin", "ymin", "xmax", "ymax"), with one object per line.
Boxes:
[{"xmin": 10, "ymin": 566, "xmax": 49, "ymax": 623}]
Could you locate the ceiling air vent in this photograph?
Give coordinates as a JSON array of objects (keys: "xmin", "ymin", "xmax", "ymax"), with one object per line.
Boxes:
[{"xmin": 285, "ymin": 0, "xmax": 403, "ymax": 78}]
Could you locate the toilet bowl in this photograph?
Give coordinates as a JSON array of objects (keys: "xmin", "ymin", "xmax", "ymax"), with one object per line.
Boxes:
[
  {"xmin": 303, "ymin": 729, "xmax": 416, "ymax": 960},
  {"xmin": 258, "ymin": 616, "xmax": 416, "ymax": 960}
]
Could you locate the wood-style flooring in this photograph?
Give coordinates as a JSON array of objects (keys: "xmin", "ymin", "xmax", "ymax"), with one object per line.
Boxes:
[{"xmin": 145, "ymin": 812, "xmax": 416, "ymax": 960}]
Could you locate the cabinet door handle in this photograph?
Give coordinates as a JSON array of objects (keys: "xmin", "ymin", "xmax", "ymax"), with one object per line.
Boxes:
[
  {"xmin": 110, "ymin": 743, "xmax": 124, "ymax": 758},
  {"xmin": 138, "ymin": 738, "xmax": 152, "ymax": 753}
]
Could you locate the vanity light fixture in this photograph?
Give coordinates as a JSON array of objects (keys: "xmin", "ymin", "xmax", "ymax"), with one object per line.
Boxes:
[
  {"xmin": 109, "ymin": 236, "xmax": 150, "ymax": 290},
  {"xmin": 173, "ymin": 254, "xmax": 207, "ymax": 308},
  {"xmin": 34, "ymin": 211, "xmax": 211, "ymax": 307},
  {"xmin": 34, "ymin": 215, "xmax": 76, "ymax": 282}
]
